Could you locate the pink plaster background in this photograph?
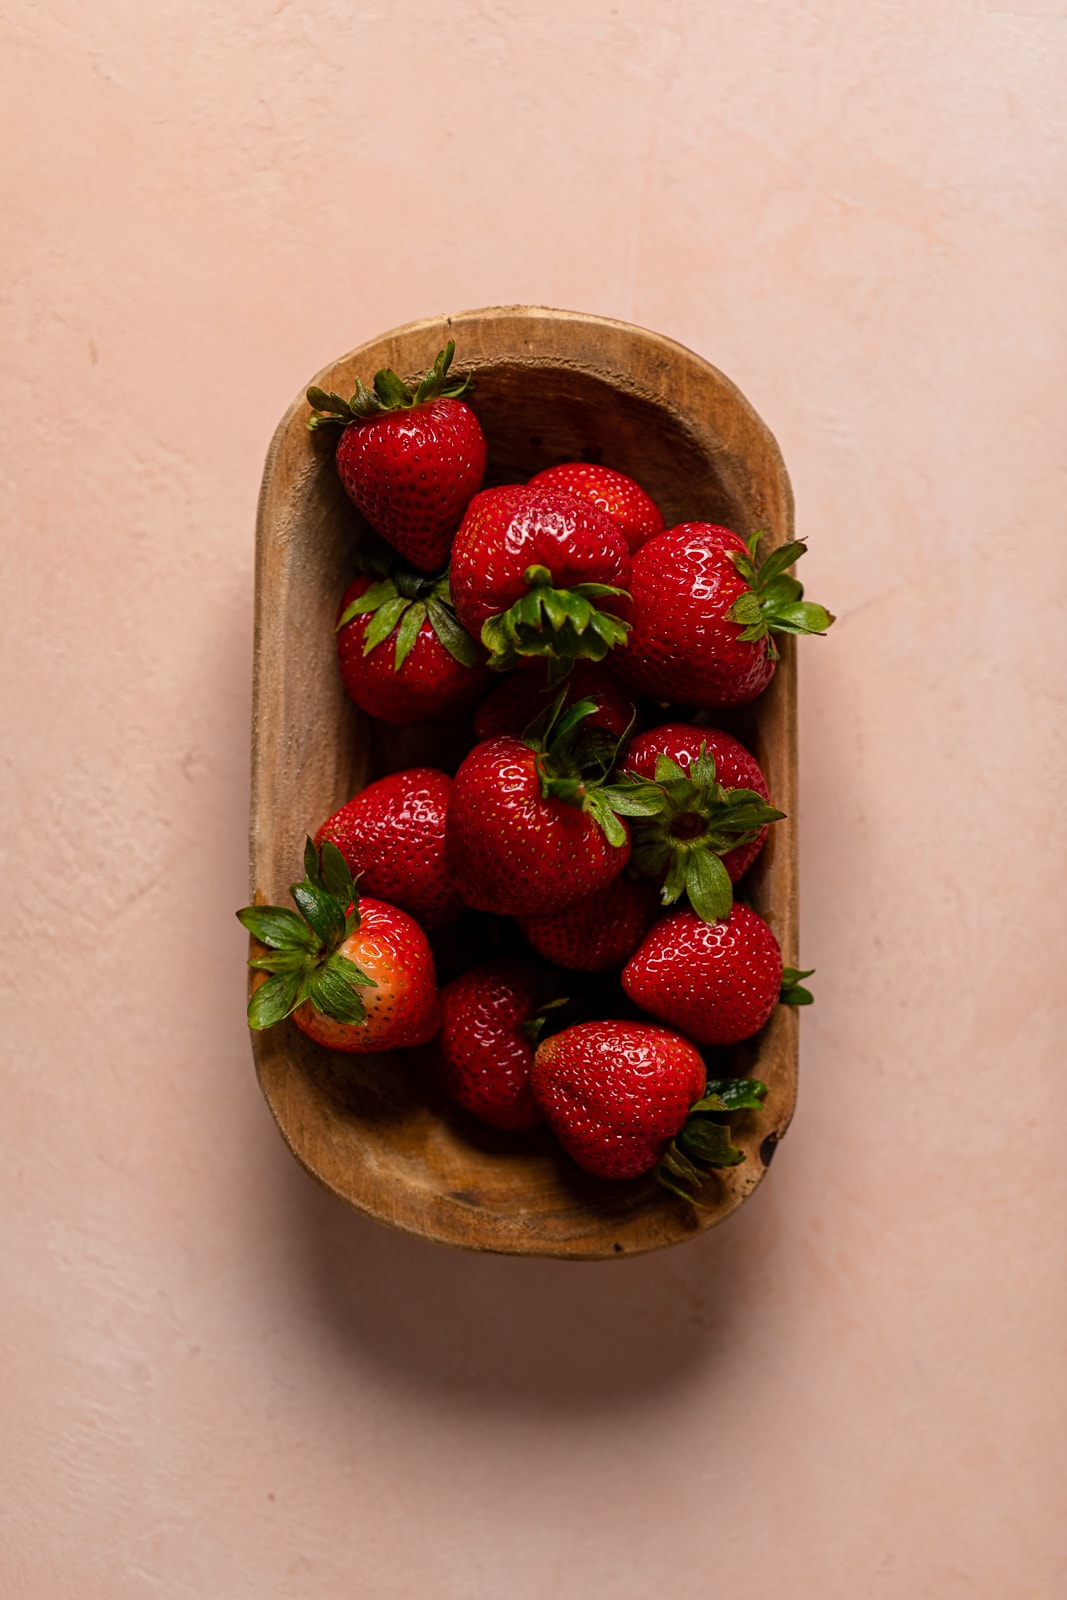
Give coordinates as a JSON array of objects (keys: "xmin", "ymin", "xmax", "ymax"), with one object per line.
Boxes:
[{"xmin": 2, "ymin": 2, "xmax": 1064, "ymax": 1595}]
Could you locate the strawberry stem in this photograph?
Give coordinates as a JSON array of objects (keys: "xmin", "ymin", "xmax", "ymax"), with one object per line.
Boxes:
[
  {"xmin": 480, "ymin": 565, "xmax": 631, "ymax": 672},
  {"xmin": 337, "ymin": 560, "xmax": 478, "ymax": 671},
  {"xmin": 619, "ymin": 743, "xmax": 785, "ymax": 922},
  {"xmin": 725, "ymin": 534, "xmax": 835, "ymax": 644},
  {"xmin": 237, "ymin": 840, "xmax": 377, "ymax": 1030},
  {"xmin": 307, "ymin": 339, "xmax": 474, "ymax": 431},
  {"xmin": 656, "ymin": 1076, "xmax": 768, "ymax": 1204},
  {"xmin": 522, "ymin": 697, "xmax": 661, "ymax": 851}
]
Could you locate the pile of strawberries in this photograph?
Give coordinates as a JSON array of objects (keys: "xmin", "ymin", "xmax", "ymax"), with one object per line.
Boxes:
[{"xmin": 239, "ymin": 342, "xmax": 832, "ymax": 1203}]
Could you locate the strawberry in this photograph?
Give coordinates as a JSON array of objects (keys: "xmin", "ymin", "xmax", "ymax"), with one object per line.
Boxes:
[
  {"xmin": 307, "ymin": 341, "xmax": 487, "ymax": 572},
  {"xmin": 449, "ymin": 483, "xmax": 632, "ymax": 674},
  {"xmin": 315, "ymin": 767, "xmax": 463, "ymax": 931},
  {"xmin": 444, "ymin": 699, "xmax": 643, "ymax": 917},
  {"xmin": 473, "ymin": 659, "xmax": 641, "ymax": 743},
  {"xmin": 612, "ymin": 524, "xmax": 834, "ymax": 708},
  {"xmin": 435, "ymin": 958, "xmax": 558, "ymax": 1130},
  {"xmin": 526, "ymin": 461, "xmax": 664, "ymax": 554},
  {"xmin": 237, "ymin": 839, "xmax": 440, "ymax": 1052},
  {"xmin": 618, "ymin": 724, "xmax": 784, "ymax": 921},
  {"xmin": 531, "ymin": 1021, "xmax": 767, "ymax": 1196},
  {"xmin": 336, "ymin": 569, "xmax": 490, "ymax": 726},
  {"xmin": 622, "ymin": 902, "xmax": 784, "ymax": 1046},
  {"xmin": 516, "ymin": 872, "xmax": 660, "ymax": 972}
]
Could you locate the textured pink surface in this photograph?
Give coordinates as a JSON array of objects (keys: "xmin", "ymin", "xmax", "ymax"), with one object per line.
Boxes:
[{"xmin": 2, "ymin": 2, "xmax": 1064, "ymax": 1596}]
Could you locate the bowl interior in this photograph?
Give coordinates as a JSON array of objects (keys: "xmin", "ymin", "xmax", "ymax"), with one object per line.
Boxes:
[{"xmin": 250, "ymin": 306, "xmax": 797, "ymax": 1259}]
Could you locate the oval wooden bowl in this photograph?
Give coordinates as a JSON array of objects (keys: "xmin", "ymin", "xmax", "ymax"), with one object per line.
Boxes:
[{"xmin": 250, "ymin": 305, "xmax": 798, "ymax": 1260}]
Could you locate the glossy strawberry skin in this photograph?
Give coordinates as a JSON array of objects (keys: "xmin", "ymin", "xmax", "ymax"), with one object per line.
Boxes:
[
  {"xmin": 436, "ymin": 958, "xmax": 546, "ymax": 1130},
  {"xmin": 623, "ymin": 903, "xmax": 783, "ymax": 1046},
  {"xmin": 292, "ymin": 898, "xmax": 441, "ymax": 1052},
  {"xmin": 473, "ymin": 660, "xmax": 641, "ymax": 743},
  {"xmin": 531, "ymin": 1021, "xmax": 706, "ymax": 1179},
  {"xmin": 612, "ymin": 524, "xmax": 776, "ymax": 708},
  {"xmin": 449, "ymin": 484, "xmax": 631, "ymax": 641},
  {"xmin": 337, "ymin": 577, "xmax": 491, "ymax": 726},
  {"xmin": 516, "ymin": 873, "xmax": 660, "ymax": 972},
  {"xmin": 335, "ymin": 398, "xmax": 487, "ymax": 573},
  {"xmin": 445, "ymin": 736, "xmax": 631, "ymax": 916},
  {"xmin": 315, "ymin": 768, "xmax": 463, "ymax": 932},
  {"xmin": 526, "ymin": 462, "xmax": 665, "ymax": 554},
  {"xmin": 622, "ymin": 723, "xmax": 773, "ymax": 882}
]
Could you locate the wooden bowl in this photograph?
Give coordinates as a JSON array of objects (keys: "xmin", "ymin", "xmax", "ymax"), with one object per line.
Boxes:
[{"xmin": 249, "ymin": 305, "xmax": 798, "ymax": 1259}]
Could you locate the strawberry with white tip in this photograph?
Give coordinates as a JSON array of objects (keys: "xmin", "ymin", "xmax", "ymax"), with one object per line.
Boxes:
[{"xmin": 237, "ymin": 839, "xmax": 440, "ymax": 1052}]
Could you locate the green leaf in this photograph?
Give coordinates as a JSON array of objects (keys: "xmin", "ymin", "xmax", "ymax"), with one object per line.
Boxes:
[
  {"xmin": 303, "ymin": 835, "xmax": 321, "ymax": 886},
  {"xmin": 552, "ymin": 697, "xmax": 598, "ymax": 745},
  {"xmin": 753, "ymin": 539, "xmax": 806, "ymax": 589},
  {"xmin": 361, "ymin": 596, "xmax": 410, "ymax": 655},
  {"xmin": 335, "ymin": 579, "xmax": 399, "ymax": 630},
  {"xmin": 782, "ymin": 967, "xmax": 815, "ymax": 987},
  {"xmin": 780, "ymin": 967, "xmax": 816, "ymax": 1005},
  {"xmin": 690, "ymin": 744, "xmax": 718, "ymax": 791},
  {"xmin": 291, "ymin": 880, "xmax": 346, "ymax": 947},
  {"xmin": 698, "ymin": 1077, "xmax": 768, "ymax": 1111},
  {"xmin": 763, "ymin": 600, "xmax": 835, "ymax": 635},
  {"xmin": 236, "ymin": 905, "xmax": 316, "ymax": 951},
  {"xmin": 393, "ymin": 600, "xmax": 426, "ymax": 669},
  {"xmin": 334, "ymin": 952, "xmax": 377, "ymax": 987},
  {"xmin": 424, "ymin": 596, "xmax": 477, "ymax": 667},
  {"xmin": 304, "ymin": 954, "xmax": 373, "ymax": 1026},
  {"xmin": 725, "ymin": 591, "xmax": 763, "ymax": 627},
  {"xmin": 372, "ymin": 366, "xmax": 413, "ymax": 408},
  {"xmin": 584, "ymin": 792, "xmax": 628, "ymax": 849},
  {"xmin": 727, "ymin": 548, "xmax": 758, "ymax": 587},
  {"xmin": 247, "ymin": 970, "xmax": 303, "ymax": 1030},
  {"xmin": 685, "ymin": 848, "xmax": 734, "ymax": 923},
  {"xmin": 661, "ymin": 850, "xmax": 688, "ymax": 906},
  {"xmin": 600, "ymin": 782, "xmax": 667, "ymax": 817},
  {"xmin": 677, "ymin": 1119, "xmax": 745, "ymax": 1167},
  {"xmin": 319, "ymin": 840, "xmax": 355, "ymax": 905},
  {"xmin": 760, "ymin": 573, "xmax": 804, "ymax": 609},
  {"xmin": 248, "ymin": 948, "xmax": 310, "ymax": 974},
  {"xmin": 654, "ymin": 754, "xmax": 688, "ymax": 785}
]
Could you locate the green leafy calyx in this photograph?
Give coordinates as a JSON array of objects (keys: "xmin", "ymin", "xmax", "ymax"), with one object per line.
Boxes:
[
  {"xmin": 481, "ymin": 563, "xmax": 631, "ymax": 673},
  {"xmin": 656, "ymin": 1077, "xmax": 768, "ymax": 1204},
  {"xmin": 617, "ymin": 743, "xmax": 785, "ymax": 923},
  {"xmin": 725, "ymin": 532, "xmax": 836, "ymax": 646},
  {"xmin": 521, "ymin": 694, "xmax": 664, "ymax": 851},
  {"xmin": 236, "ymin": 839, "xmax": 377, "ymax": 1031},
  {"xmin": 307, "ymin": 339, "xmax": 474, "ymax": 430},
  {"xmin": 780, "ymin": 966, "xmax": 815, "ymax": 1006},
  {"xmin": 336, "ymin": 559, "xmax": 478, "ymax": 671}
]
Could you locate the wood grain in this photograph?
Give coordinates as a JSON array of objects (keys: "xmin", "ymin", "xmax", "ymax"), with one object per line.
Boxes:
[{"xmin": 249, "ymin": 305, "xmax": 798, "ymax": 1259}]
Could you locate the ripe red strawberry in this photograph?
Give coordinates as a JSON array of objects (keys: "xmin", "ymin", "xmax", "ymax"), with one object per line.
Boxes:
[
  {"xmin": 612, "ymin": 524, "xmax": 834, "ymax": 708},
  {"xmin": 516, "ymin": 872, "xmax": 660, "ymax": 972},
  {"xmin": 449, "ymin": 483, "xmax": 632, "ymax": 673},
  {"xmin": 435, "ymin": 958, "xmax": 556, "ymax": 1130},
  {"xmin": 307, "ymin": 341, "xmax": 487, "ymax": 572},
  {"xmin": 617, "ymin": 723, "xmax": 784, "ymax": 920},
  {"xmin": 445, "ymin": 701, "xmax": 638, "ymax": 917},
  {"xmin": 623, "ymin": 903, "xmax": 783, "ymax": 1045},
  {"xmin": 526, "ymin": 462, "xmax": 665, "ymax": 554},
  {"xmin": 315, "ymin": 767, "xmax": 463, "ymax": 931},
  {"xmin": 238, "ymin": 839, "xmax": 440, "ymax": 1052},
  {"xmin": 336, "ymin": 570, "xmax": 490, "ymax": 726},
  {"xmin": 473, "ymin": 660, "xmax": 641, "ymax": 742},
  {"xmin": 532, "ymin": 1022, "xmax": 767, "ymax": 1198}
]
